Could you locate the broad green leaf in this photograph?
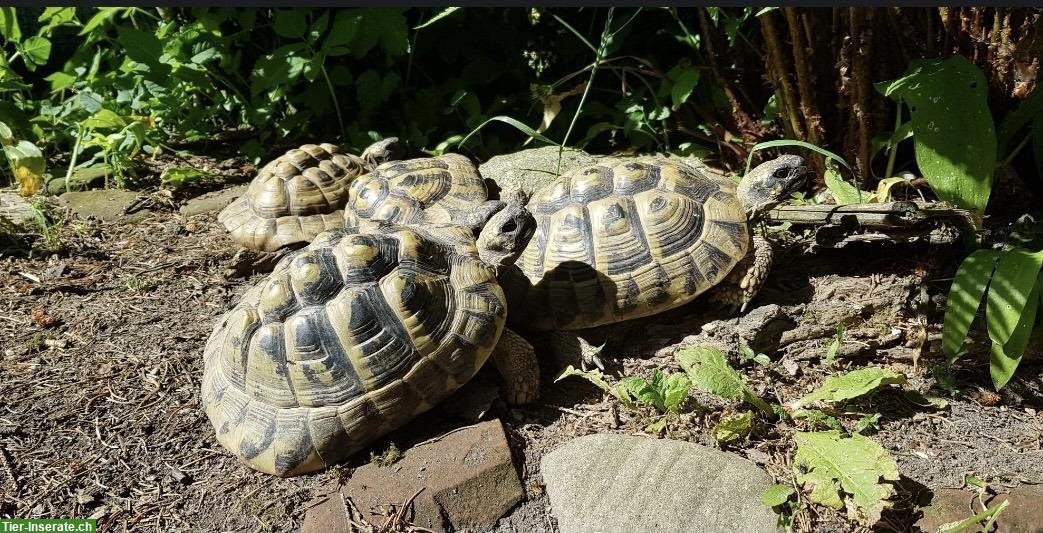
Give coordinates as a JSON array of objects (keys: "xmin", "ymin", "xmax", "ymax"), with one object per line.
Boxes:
[
  {"xmin": 273, "ymin": 9, "xmax": 306, "ymax": 38},
  {"xmin": 44, "ymin": 71, "xmax": 76, "ymax": 92},
  {"xmin": 350, "ymin": 8, "xmax": 408, "ymax": 58},
  {"xmin": 323, "ymin": 10, "xmax": 362, "ymax": 52},
  {"xmin": 80, "ymin": 8, "xmax": 120, "ymax": 36},
  {"xmin": 875, "ymin": 177, "xmax": 912, "ymax": 202},
  {"xmin": 676, "ymin": 346, "xmax": 773, "ymax": 414},
  {"xmin": 793, "ymin": 431, "xmax": 900, "ymax": 524},
  {"xmin": 853, "ymin": 413, "xmax": 882, "ymax": 434},
  {"xmin": 0, "ymin": 121, "xmax": 11, "ymax": 143},
  {"xmin": 869, "ymin": 121, "xmax": 913, "ymax": 164},
  {"xmin": 39, "ymin": 7, "xmax": 76, "ymax": 25},
  {"xmin": 20, "ymin": 36, "xmax": 51, "ymax": 66},
  {"xmin": 990, "ymin": 340, "xmax": 1022, "ymax": 390},
  {"xmin": 663, "ymin": 372, "xmax": 691, "ymax": 412},
  {"xmin": 458, "ymin": 116, "xmax": 561, "ymax": 149},
  {"xmin": 116, "ymin": 26, "xmax": 163, "ymax": 67},
  {"xmin": 355, "ymin": 70, "xmax": 400, "ymax": 113},
  {"xmin": 83, "ymin": 109, "xmax": 125, "ymax": 130},
  {"xmin": 713, "ymin": 410, "xmax": 753, "ymax": 443},
  {"xmin": 414, "ymin": 7, "xmax": 461, "ymax": 29},
  {"xmin": 876, "ymin": 56, "xmax": 995, "ymax": 213},
  {"xmin": 670, "ymin": 66, "xmax": 701, "ymax": 108},
  {"xmin": 793, "ymin": 368, "xmax": 906, "ymax": 409},
  {"xmin": 744, "ymin": 139, "xmax": 851, "ymax": 175},
  {"xmin": 160, "ymin": 166, "xmax": 210, "ymax": 190},
  {"xmin": 998, "ymin": 83, "xmax": 1043, "ymax": 157},
  {"xmin": 792, "ymin": 409, "xmax": 844, "ymax": 432},
  {"xmin": 0, "ymin": 7, "xmax": 20, "ymax": 43},
  {"xmin": 943, "ymin": 249, "xmax": 1001, "ymax": 361},
  {"xmin": 762, "ymin": 484, "xmax": 796, "ymax": 508},
  {"xmin": 985, "ymin": 248, "xmax": 1043, "ymax": 346},
  {"xmin": 1001, "ymin": 273, "xmax": 1041, "ymax": 359},
  {"xmin": 824, "ymin": 158, "xmax": 866, "ymax": 204}
]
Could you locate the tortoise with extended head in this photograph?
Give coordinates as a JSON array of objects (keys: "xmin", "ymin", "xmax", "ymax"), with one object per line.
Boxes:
[
  {"xmin": 202, "ymin": 203, "xmax": 539, "ymax": 476},
  {"xmin": 499, "ymin": 155, "xmax": 807, "ymax": 367}
]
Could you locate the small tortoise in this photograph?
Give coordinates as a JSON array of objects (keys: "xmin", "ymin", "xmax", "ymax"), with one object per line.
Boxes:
[
  {"xmin": 202, "ymin": 205, "xmax": 538, "ymax": 476},
  {"xmin": 218, "ymin": 139, "xmax": 397, "ymax": 254},
  {"xmin": 500, "ymin": 156, "xmax": 807, "ymax": 367},
  {"xmin": 345, "ymin": 153, "xmax": 509, "ymax": 231}
]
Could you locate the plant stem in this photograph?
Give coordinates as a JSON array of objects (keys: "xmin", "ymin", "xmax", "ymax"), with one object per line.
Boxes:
[
  {"xmin": 559, "ymin": 7, "xmax": 613, "ymax": 175},
  {"xmin": 65, "ymin": 125, "xmax": 84, "ymax": 193},
  {"xmin": 884, "ymin": 104, "xmax": 901, "ymax": 179},
  {"xmin": 1002, "ymin": 134, "xmax": 1032, "ymax": 166}
]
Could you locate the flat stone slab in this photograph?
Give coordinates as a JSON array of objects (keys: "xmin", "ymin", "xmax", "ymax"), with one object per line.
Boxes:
[
  {"xmin": 58, "ymin": 189, "xmax": 151, "ymax": 223},
  {"xmin": 0, "ymin": 191, "xmax": 33, "ymax": 226},
  {"xmin": 302, "ymin": 419, "xmax": 523, "ymax": 533},
  {"xmin": 180, "ymin": 184, "xmax": 248, "ymax": 217},
  {"xmin": 541, "ymin": 433, "xmax": 779, "ymax": 533}
]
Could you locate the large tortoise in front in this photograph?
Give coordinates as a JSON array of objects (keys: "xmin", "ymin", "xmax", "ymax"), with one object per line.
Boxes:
[
  {"xmin": 202, "ymin": 206, "xmax": 537, "ymax": 476},
  {"xmin": 500, "ymin": 156, "xmax": 807, "ymax": 366}
]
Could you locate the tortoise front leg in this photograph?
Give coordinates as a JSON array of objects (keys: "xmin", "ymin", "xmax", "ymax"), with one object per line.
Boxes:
[
  {"xmin": 360, "ymin": 137, "xmax": 399, "ymax": 170},
  {"xmin": 489, "ymin": 328, "xmax": 540, "ymax": 405},
  {"xmin": 708, "ymin": 235, "xmax": 774, "ymax": 314}
]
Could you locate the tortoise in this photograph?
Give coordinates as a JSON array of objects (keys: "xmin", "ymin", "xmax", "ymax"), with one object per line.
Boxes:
[
  {"xmin": 201, "ymin": 204, "xmax": 539, "ymax": 476},
  {"xmin": 499, "ymin": 155, "xmax": 808, "ymax": 368},
  {"xmin": 218, "ymin": 138, "xmax": 397, "ymax": 254}
]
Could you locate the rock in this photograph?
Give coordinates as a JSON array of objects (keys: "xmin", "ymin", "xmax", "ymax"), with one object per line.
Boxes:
[
  {"xmin": 0, "ymin": 191, "xmax": 34, "ymax": 226},
  {"xmin": 478, "ymin": 146, "xmax": 730, "ymax": 199},
  {"xmin": 737, "ymin": 304, "xmax": 797, "ymax": 355},
  {"xmin": 916, "ymin": 485, "xmax": 1043, "ymax": 533},
  {"xmin": 58, "ymin": 190, "xmax": 150, "ymax": 223},
  {"xmin": 180, "ymin": 184, "xmax": 248, "ymax": 217},
  {"xmin": 479, "ymin": 146, "xmax": 597, "ymax": 197},
  {"xmin": 541, "ymin": 433, "xmax": 779, "ymax": 533},
  {"xmin": 301, "ymin": 419, "xmax": 523, "ymax": 533}
]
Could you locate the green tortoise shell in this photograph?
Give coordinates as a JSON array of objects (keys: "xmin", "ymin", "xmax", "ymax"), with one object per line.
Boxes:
[
  {"xmin": 344, "ymin": 153, "xmax": 488, "ymax": 227},
  {"xmin": 502, "ymin": 159, "xmax": 749, "ymax": 331},
  {"xmin": 201, "ymin": 223, "xmax": 507, "ymax": 476},
  {"xmin": 218, "ymin": 144, "xmax": 366, "ymax": 252}
]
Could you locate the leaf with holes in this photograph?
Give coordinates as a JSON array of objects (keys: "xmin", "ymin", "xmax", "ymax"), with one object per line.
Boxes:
[
  {"xmin": 792, "ymin": 368, "xmax": 907, "ymax": 409},
  {"xmin": 793, "ymin": 431, "xmax": 899, "ymax": 524}
]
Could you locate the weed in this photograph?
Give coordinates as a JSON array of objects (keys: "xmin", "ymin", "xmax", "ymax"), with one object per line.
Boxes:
[
  {"xmin": 121, "ymin": 273, "xmax": 155, "ymax": 293},
  {"xmin": 369, "ymin": 442, "xmax": 401, "ymax": 467}
]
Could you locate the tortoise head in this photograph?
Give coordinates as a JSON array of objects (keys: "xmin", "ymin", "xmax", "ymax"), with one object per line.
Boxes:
[
  {"xmin": 476, "ymin": 203, "xmax": 536, "ymax": 268},
  {"xmin": 737, "ymin": 155, "xmax": 808, "ymax": 220}
]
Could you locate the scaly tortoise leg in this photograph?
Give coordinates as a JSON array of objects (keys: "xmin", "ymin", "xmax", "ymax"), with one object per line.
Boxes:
[
  {"xmin": 489, "ymin": 328, "xmax": 540, "ymax": 405},
  {"xmin": 360, "ymin": 137, "xmax": 399, "ymax": 170},
  {"xmin": 708, "ymin": 234, "xmax": 774, "ymax": 314}
]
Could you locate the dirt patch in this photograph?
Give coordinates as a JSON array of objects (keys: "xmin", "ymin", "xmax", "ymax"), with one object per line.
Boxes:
[{"xmin": 1, "ymin": 181, "xmax": 1042, "ymax": 532}]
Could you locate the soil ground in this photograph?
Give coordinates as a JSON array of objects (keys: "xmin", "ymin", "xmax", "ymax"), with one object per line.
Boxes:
[{"xmin": 1, "ymin": 156, "xmax": 1042, "ymax": 532}]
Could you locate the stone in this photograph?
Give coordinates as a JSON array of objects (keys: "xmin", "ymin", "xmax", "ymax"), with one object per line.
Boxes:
[
  {"xmin": 0, "ymin": 191, "xmax": 33, "ymax": 226},
  {"xmin": 180, "ymin": 184, "xmax": 248, "ymax": 217},
  {"xmin": 58, "ymin": 190, "xmax": 150, "ymax": 223},
  {"xmin": 541, "ymin": 433, "xmax": 779, "ymax": 533},
  {"xmin": 478, "ymin": 146, "xmax": 597, "ymax": 197},
  {"xmin": 479, "ymin": 146, "xmax": 731, "ymax": 199},
  {"xmin": 737, "ymin": 304, "xmax": 797, "ymax": 355},
  {"xmin": 301, "ymin": 419, "xmax": 523, "ymax": 533},
  {"xmin": 916, "ymin": 485, "xmax": 1043, "ymax": 533}
]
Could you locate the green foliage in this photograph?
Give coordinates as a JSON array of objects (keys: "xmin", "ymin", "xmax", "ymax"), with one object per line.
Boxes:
[
  {"xmin": 761, "ymin": 483, "xmax": 796, "ymax": 508},
  {"xmin": 792, "ymin": 430, "xmax": 900, "ymax": 524},
  {"xmin": 876, "ymin": 56, "xmax": 996, "ymax": 214},
  {"xmin": 792, "ymin": 367, "xmax": 907, "ymax": 409},
  {"xmin": 942, "ymin": 247, "xmax": 1043, "ymax": 389},
  {"xmin": 712, "ymin": 410, "xmax": 753, "ymax": 443},
  {"xmin": 824, "ymin": 324, "xmax": 844, "ymax": 368},
  {"xmin": 675, "ymin": 346, "xmax": 774, "ymax": 415},
  {"xmin": 937, "ymin": 499, "xmax": 1009, "ymax": 533},
  {"xmin": 738, "ymin": 344, "xmax": 770, "ymax": 366},
  {"xmin": 555, "ymin": 365, "xmax": 691, "ymax": 433}
]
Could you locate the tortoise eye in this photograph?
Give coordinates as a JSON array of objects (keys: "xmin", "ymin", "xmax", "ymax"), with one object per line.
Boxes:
[{"xmin": 772, "ymin": 167, "xmax": 791, "ymax": 180}]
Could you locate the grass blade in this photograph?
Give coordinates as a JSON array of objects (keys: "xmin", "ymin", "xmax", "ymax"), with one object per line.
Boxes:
[
  {"xmin": 744, "ymin": 139, "xmax": 852, "ymax": 175},
  {"xmin": 456, "ymin": 115, "xmax": 561, "ymax": 150},
  {"xmin": 413, "ymin": 7, "xmax": 461, "ymax": 30}
]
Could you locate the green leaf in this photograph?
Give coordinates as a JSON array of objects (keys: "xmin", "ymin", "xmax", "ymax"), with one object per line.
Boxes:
[
  {"xmin": 80, "ymin": 8, "xmax": 119, "ymax": 36},
  {"xmin": 792, "ymin": 409, "xmax": 844, "ymax": 432},
  {"xmin": 676, "ymin": 346, "xmax": 773, "ymax": 414},
  {"xmin": 20, "ymin": 36, "xmax": 51, "ymax": 66},
  {"xmin": 160, "ymin": 166, "xmax": 210, "ymax": 190},
  {"xmin": 44, "ymin": 71, "xmax": 76, "ymax": 92},
  {"xmin": 943, "ymin": 249, "xmax": 1001, "ymax": 361},
  {"xmin": 0, "ymin": 7, "xmax": 20, "ymax": 43},
  {"xmin": 273, "ymin": 9, "xmax": 306, "ymax": 38},
  {"xmin": 823, "ymin": 158, "xmax": 866, "ymax": 205},
  {"xmin": 876, "ymin": 55, "xmax": 995, "ymax": 213},
  {"xmin": 116, "ymin": 26, "xmax": 163, "ymax": 67},
  {"xmin": 4, "ymin": 140, "xmax": 45, "ymax": 197},
  {"xmin": 745, "ymin": 139, "xmax": 852, "ymax": 176},
  {"xmin": 39, "ymin": 7, "xmax": 76, "ymax": 25},
  {"xmin": 554, "ymin": 365, "xmax": 611, "ymax": 392},
  {"xmin": 793, "ymin": 367, "xmax": 907, "ymax": 409},
  {"xmin": 1001, "ymin": 272, "xmax": 1041, "ymax": 358},
  {"xmin": 77, "ymin": 91, "xmax": 104, "ymax": 113},
  {"xmin": 670, "ymin": 66, "xmax": 701, "ymax": 108},
  {"xmin": 0, "ymin": 121, "xmax": 12, "ymax": 143},
  {"xmin": 350, "ymin": 8, "xmax": 408, "ymax": 58},
  {"xmin": 414, "ymin": 7, "xmax": 462, "ymax": 29},
  {"xmin": 901, "ymin": 390, "xmax": 950, "ymax": 410},
  {"xmin": 985, "ymin": 248, "xmax": 1043, "ymax": 346},
  {"xmin": 713, "ymin": 410, "xmax": 753, "ymax": 443},
  {"xmin": 853, "ymin": 413, "xmax": 882, "ymax": 434},
  {"xmin": 457, "ymin": 116, "xmax": 561, "ymax": 150},
  {"xmin": 824, "ymin": 324, "xmax": 844, "ymax": 368},
  {"xmin": 355, "ymin": 70, "xmax": 400, "ymax": 113},
  {"xmin": 663, "ymin": 372, "xmax": 691, "ymax": 412},
  {"xmin": 323, "ymin": 10, "xmax": 362, "ymax": 52},
  {"xmin": 998, "ymin": 83, "xmax": 1043, "ymax": 157},
  {"xmin": 762, "ymin": 484, "xmax": 796, "ymax": 508},
  {"xmin": 83, "ymin": 109, "xmax": 126, "ymax": 130},
  {"xmin": 793, "ymin": 431, "xmax": 900, "ymax": 524}
]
